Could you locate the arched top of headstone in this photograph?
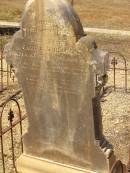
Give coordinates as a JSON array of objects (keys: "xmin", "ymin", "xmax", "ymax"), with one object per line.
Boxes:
[{"xmin": 21, "ymin": 0, "xmax": 85, "ymax": 42}]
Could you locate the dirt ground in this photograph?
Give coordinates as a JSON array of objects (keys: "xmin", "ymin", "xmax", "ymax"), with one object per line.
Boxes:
[{"xmin": 102, "ymin": 66, "xmax": 130, "ymax": 164}]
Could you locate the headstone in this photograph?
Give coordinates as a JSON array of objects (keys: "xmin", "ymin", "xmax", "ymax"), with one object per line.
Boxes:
[{"xmin": 4, "ymin": 0, "xmax": 115, "ymax": 173}]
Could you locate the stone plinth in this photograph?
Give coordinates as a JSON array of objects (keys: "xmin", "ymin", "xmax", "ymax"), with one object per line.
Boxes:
[{"xmin": 17, "ymin": 154, "xmax": 97, "ymax": 173}]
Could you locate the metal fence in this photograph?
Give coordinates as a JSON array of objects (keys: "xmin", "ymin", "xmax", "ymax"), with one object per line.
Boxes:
[
  {"xmin": 95, "ymin": 51, "xmax": 130, "ymax": 95},
  {"xmin": 0, "ymin": 90, "xmax": 27, "ymax": 173},
  {"xmin": 109, "ymin": 51, "xmax": 129, "ymax": 93},
  {"xmin": 0, "ymin": 35, "xmax": 16, "ymax": 93}
]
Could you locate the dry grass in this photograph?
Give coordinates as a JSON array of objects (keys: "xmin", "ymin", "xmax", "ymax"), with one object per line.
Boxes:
[
  {"xmin": 0, "ymin": 0, "xmax": 26, "ymax": 22},
  {"xmin": 0, "ymin": 0, "xmax": 130, "ymax": 30},
  {"xmin": 74, "ymin": 0, "xmax": 130, "ymax": 30}
]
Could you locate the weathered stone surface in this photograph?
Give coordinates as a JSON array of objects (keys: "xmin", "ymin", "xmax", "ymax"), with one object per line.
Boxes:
[
  {"xmin": 17, "ymin": 154, "xmax": 97, "ymax": 173},
  {"xmin": 4, "ymin": 0, "xmax": 114, "ymax": 172}
]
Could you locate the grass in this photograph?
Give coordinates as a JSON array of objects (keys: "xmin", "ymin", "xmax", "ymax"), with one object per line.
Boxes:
[
  {"xmin": 0, "ymin": 9, "xmax": 22, "ymax": 22},
  {"xmin": 0, "ymin": 0, "xmax": 130, "ymax": 30},
  {"xmin": 0, "ymin": 36, "xmax": 11, "ymax": 52},
  {"xmin": 0, "ymin": 0, "xmax": 26, "ymax": 22},
  {"xmin": 74, "ymin": 0, "xmax": 130, "ymax": 30}
]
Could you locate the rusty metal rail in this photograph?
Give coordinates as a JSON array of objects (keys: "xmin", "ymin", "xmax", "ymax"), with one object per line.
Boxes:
[
  {"xmin": 0, "ymin": 91, "xmax": 27, "ymax": 173},
  {"xmin": 94, "ymin": 51, "xmax": 130, "ymax": 94},
  {"xmin": 110, "ymin": 160, "xmax": 125, "ymax": 173},
  {"xmin": 127, "ymin": 146, "xmax": 130, "ymax": 172},
  {"xmin": 110, "ymin": 153, "xmax": 130, "ymax": 173},
  {"xmin": 71, "ymin": 0, "xmax": 74, "ymax": 6},
  {"xmin": 109, "ymin": 51, "xmax": 128, "ymax": 93},
  {"xmin": 95, "ymin": 51, "xmax": 130, "ymax": 93}
]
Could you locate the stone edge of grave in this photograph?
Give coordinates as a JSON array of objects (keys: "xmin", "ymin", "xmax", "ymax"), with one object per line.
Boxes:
[
  {"xmin": 0, "ymin": 21, "xmax": 130, "ymax": 40},
  {"xmin": 16, "ymin": 154, "xmax": 97, "ymax": 173},
  {"xmin": 84, "ymin": 27, "xmax": 130, "ymax": 41},
  {"xmin": 0, "ymin": 21, "xmax": 20, "ymax": 28}
]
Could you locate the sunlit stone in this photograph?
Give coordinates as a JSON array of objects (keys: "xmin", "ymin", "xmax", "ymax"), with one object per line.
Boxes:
[{"xmin": 4, "ymin": 0, "xmax": 115, "ymax": 173}]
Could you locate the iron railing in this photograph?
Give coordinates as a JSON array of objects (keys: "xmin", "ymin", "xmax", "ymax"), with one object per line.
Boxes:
[
  {"xmin": 0, "ymin": 91, "xmax": 27, "ymax": 173},
  {"xmin": 0, "ymin": 35, "xmax": 16, "ymax": 93},
  {"xmin": 96, "ymin": 51, "xmax": 130, "ymax": 93},
  {"xmin": 109, "ymin": 51, "xmax": 128, "ymax": 93}
]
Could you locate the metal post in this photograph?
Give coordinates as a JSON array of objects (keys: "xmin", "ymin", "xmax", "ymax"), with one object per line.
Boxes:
[
  {"xmin": 7, "ymin": 64, "xmax": 9, "ymax": 88},
  {"xmin": 0, "ymin": 41, "xmax": 3, "ymax": 92},
  {"xmin": 112, "ymin": 57, "xmax": 116, "ymax": 91},
  {"xmin": 0, "ymin": 124, "xmax": 6, "ymax": 173},
  {"xmin": 8, "ymin": 109, "xmax": 17, "ymax": 172},
  {"xmin": 127, "ymin": 145, "xmax": 130, "ymax": 172},
  {"xmin": 71, "ymin": 0, "xmax": 74, "ymax": 6},
  {"xmin": 125, "ymin": 67, "xmax": 127, "ymax": 93}
]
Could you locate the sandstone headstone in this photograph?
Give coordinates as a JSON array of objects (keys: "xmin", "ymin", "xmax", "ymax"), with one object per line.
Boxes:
[{"xmin": 4, "ymin": 0, "xmax": 115, "ymax": 173}]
